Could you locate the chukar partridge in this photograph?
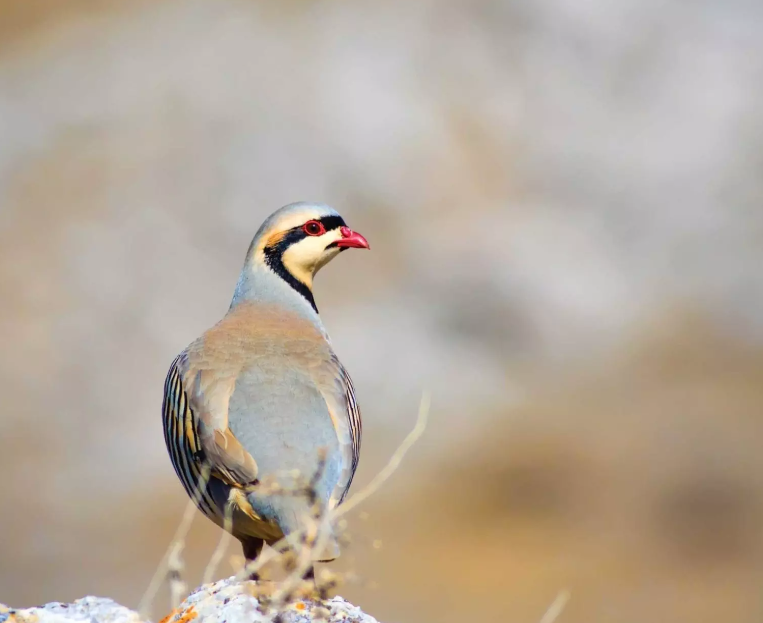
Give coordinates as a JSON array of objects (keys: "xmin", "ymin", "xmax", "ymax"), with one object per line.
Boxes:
[{"xmin": 162, "ymin": 202, "xmax": 368, "ymax": 579}]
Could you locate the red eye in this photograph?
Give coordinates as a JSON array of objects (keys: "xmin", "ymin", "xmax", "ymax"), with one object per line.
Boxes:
[{"xmin": 303, "ymin": 220, "xmax": 325, "ymax": 236}]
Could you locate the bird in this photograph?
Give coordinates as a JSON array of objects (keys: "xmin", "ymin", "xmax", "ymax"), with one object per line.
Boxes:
[{"xmin": 161, "ymin": 202, "xmax": 369, "ymax": 580}]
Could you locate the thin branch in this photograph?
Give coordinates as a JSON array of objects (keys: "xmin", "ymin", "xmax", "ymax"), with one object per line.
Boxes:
[
  {"xmin": 155, "ymin": 390, "xmax": 432, "ymax": 614},
  {"xmin": 202, "ymin": 500, "xmax": 234, "ymax": 585},
  {"xmin": 271, "ymin": 393, "xmax": 431, "ymax": 606},
  {"xmin": 235, "ymin": 391, "xmax": 430, "ymax": 583},
  {"xmin": 167, "ymin": 541, "xmax": 187, "ymax": 610},
  {"xmin": 335, "ymin": 391, "xmax": 430, "ymax": 519},
  {"xmin": 138, "ymin": 463, "xmax": 212, "ymax": 618},
  {"xmin": 268, "ymin": 525, "xmax": 320, "ymax": 610},
  {"xmin": 539, "ymin": 590, "xmax": 570, "ymax": 623}
]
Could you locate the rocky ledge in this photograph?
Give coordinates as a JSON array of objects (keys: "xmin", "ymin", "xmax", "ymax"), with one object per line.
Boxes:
[{"xmin": 0, "ymin": 578, "xmax": 379, "ymax": 623}]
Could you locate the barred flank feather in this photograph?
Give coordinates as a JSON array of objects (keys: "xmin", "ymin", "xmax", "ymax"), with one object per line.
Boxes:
[
  {"xmin": 162, "ymin": 355, "xmax": 220, "ymax": 523},
  {"xmin": 340, "ymin": 366, "xmax": 362, "ymax": 503}
]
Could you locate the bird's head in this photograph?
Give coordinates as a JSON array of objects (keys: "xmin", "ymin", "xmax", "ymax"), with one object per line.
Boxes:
[{"xmin": 243, "ymin": 202, "xmax": 369, "ymax": 311}]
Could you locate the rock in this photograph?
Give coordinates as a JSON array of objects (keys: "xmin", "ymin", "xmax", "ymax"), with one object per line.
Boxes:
[
  {"xmin": 0, "ymin": 597, "xmax": 143, "ymax": 623},
  {"xmin": 162, "ymin": 577, "xmax": 379, "ymax": 623},
  {"xmin": 0, "ymin": 579, "xmax": 379, "ymax": 623}
]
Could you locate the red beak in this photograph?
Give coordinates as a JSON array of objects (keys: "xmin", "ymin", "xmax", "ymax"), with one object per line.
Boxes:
[{"xmin": 335, "ymin": 226, "xmax": 370, "ymax": 249}]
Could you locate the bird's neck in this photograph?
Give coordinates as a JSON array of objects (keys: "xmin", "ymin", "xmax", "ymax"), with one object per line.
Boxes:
[{"xmin": 230, "ymin": 263, "xmax": 324, "ymax": 328}]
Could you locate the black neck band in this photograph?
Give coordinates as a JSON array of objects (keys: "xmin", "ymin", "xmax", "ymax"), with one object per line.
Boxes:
[
  {"xmin": 263, "ymin": 230, "xmax": 319, "ymax": 313},
  {"xmin": 261, "ymin": 215, "xmax": 347, "ymax": 314}
]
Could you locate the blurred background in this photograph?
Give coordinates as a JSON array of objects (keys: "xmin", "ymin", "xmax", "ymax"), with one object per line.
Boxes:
[{"xmin": 1, "ymin": 1, "xmax": 763, "ymax": 622}]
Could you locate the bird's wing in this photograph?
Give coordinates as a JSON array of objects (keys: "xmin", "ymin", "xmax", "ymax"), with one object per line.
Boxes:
[
  {"xmin": 307, "ymin": 350, "xmax": 362, "ymax": 505},
  {"xmin": 170, "ymin": 351, "xmax": 259, "ymax": 487}
]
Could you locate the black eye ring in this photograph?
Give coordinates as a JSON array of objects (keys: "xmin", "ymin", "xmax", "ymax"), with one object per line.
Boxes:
[{"xmin": 303, "ymin": 220, "xmax": 325, "ymax": 236}]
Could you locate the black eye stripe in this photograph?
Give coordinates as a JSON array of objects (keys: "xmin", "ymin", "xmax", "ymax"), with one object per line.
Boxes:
[
  {"xmin": 261, "ymin": 214, "xmax": 347, "ymax": 313},
  {"xmin": 284, "ymin": 216, "xmax": 346, "ymax": 239},
  {"xmin": 316, "ymin": 215, "xmax": 345, "ymax": 231},
  {"xmin": 288, "ymin": 215, "xmax": 345, "ymax": 239}
]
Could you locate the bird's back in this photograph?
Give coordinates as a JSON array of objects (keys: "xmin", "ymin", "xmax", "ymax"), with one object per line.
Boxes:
[
  {"xmin": 188, "ymin": 302, "xmax": 344, "ymax": 531},
  {"xmin": 229, "ymin": 364, "xmax": 341, "ymax": 494}
]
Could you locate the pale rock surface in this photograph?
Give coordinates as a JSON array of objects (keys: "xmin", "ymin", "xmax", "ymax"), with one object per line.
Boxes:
[
  {"xmin": 0, "ymin": 598, "xmax": 143, "ymax": 623},
  {"xmin": 170, "ymin": 577, "xmax": 379, "ymax": 623},
  {"xmin": 0, "ymin": 579, "xmax": 378, "ymax": 623}
]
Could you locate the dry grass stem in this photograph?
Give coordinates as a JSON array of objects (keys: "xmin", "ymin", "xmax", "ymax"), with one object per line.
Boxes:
[
  {"xmin": 334, "ymin": 391, "xmax": 430, "ymax": 519},
  {"xmin": 202, "ymin": 500, "xmax": 234, "ymax": 585},
  {"xmin": 167, "ymin": 540, "xmax": 187, "ymax": 610},
  {"xmin": 235, "ymin": 391, "xmax": 430, "ymax": 584},
  {"xmin": 539, "ymin": 590, "xmax": 571, "ymax": 623},
  {"xmin": 139, "ymin": 463, "xmax": 212, "ymax": 618},
  {"xmin": 146, "ymin": 391, "xmax": 431, "ymax": 619}
]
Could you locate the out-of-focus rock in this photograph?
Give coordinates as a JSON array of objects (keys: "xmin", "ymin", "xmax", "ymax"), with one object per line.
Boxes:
[
  {"xmin": 0, "ymin": 581, "xmax": 379, "ymax": 623},
  {"xmin": 0, "ymin": 597, "xmax": 143, "ymax": 623},
  {"xmin": 164, "ymin": 577, "xmax": 379, "ymax": 623}
]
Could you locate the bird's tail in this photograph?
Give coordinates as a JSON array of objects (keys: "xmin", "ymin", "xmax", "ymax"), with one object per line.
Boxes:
[
  {"xmin": 247, "ymin": 490, "xmax": 340, "ymax": 562},
  {"xmin": 276, "ymin": 500, "xmax": 340, "ymax": 562}
]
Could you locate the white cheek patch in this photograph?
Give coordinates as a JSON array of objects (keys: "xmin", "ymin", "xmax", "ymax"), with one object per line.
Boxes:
[
  {"xmin": 281, "ymin": 230, "xmax": 343, "ymax": 285},
  {"xmin": 314, "ymin": 245, "xmax": 342, "ymax": 272}
]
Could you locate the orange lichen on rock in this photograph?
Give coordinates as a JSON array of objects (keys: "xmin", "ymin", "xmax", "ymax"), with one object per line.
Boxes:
[
  {"xmin": 158, "ymin": 612, "xmax": 175, "ymax": 623},
  {"xmin": 159, "ymin": 606, "xmax": 197, "ymax": 623}
]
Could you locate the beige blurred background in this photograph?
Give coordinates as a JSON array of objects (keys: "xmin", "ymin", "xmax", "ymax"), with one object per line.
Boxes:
[{"xmin": 2, "ymin": 1, "xmax": 763, "ymax": 622}]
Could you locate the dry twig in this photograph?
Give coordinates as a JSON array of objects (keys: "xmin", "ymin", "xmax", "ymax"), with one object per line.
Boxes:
[
  {"xmin": 202, "ymin": 500, "xmax": 234, "ymax": 585},
  {"xmin": 139, "ymin": 463, "xmax": 212, "ymax": 618},
  {"xmin": 235, "ymin": 391, "xmax": 430, "ymax": 583},
  {"xmin": 539, "ymin": 590, "xmax": 571, "ymax": 623},
  {"xmin": 144, "ymin": 391, "xmax": 431, "ymax": 619}
]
